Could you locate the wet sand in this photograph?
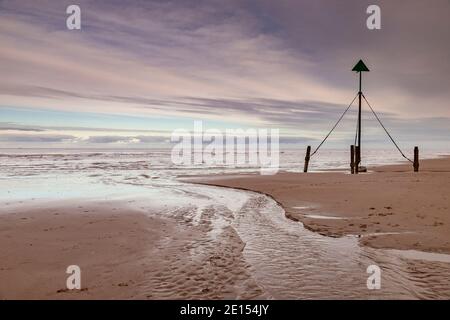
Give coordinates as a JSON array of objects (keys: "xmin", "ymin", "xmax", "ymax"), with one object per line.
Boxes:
[
  {"xmin": 194, "ymin": 157, "xmax": 450, "ymax": 254},
  {"xmin": 0, "ymin": 200, "xmax": 263, "ymax": 299}
]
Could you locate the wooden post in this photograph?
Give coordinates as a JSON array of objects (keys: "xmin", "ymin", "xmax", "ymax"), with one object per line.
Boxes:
[
  {"xmin": 350, "ymin": 145, "xmax": 355, "ymax": 174},
  {"xmin": 355, "ymin": 146, "xmax": 360, "ymax": 174},
  {"xmin": 414, "ymin": 146, "xmax": 419, "ymax": 172},
  {"xmin": 304, "ymin": 145, "xmax": 311, "ymax": 173}
]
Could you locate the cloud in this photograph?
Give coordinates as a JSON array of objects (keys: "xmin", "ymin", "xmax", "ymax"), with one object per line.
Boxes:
[
  {"xmin": 0, "ymin": 85, "xmax": 401, "ymax": 129},
  {"xmin": 84, "ymin": 135, "xmax": 169, "ymax": 144},
  {"xmin": 0, "ymin": 0, "xmax": 449, "ymax": 147},
  {"xmin": 0, "ymin": 120, "xmax": 172, "ymax": 135},
  {"xmin": 84, "ymin": 136, "xmax": 135, "ymax": 144},
  {"xmin": 0, "ymin": 122, "xmax": 45, "ymax": 132},
  {"xmin": 0, "ymin": 0, "xmax": 353, "ymax": 123},
  {"xmin": 0, "ymin": 131, "xmax": 172, "ymax": 145},
  {"xmin": 0, "ymin": 133, "xmax": 76, "ymax": 142}
]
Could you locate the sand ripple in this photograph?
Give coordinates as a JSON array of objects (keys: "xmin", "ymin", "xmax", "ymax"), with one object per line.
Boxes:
[{"xmin": 230, "ymin": 191, "xmax": 450, "ymax": 299}]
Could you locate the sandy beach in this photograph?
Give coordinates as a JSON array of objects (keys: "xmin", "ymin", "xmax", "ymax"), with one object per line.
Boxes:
[
  {"xmin": 1, "ymin": 0, "xmax": 450, "ymax": 305},
  {"xmin": 0, "ymin": 199, "xmax": 264, "ymax": 300},
  {"xmin": 194, "ymin": 157, "xmax": 450, "ymax": 254},
  {"xmin": 1, "ymin": 156, "xmax": 450, "ymax": 299}
]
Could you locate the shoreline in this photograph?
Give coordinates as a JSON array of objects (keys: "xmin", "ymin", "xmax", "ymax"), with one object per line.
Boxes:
[
  {"xmin": 189, "ymin": 156, "xmax": 450, "ymax": 254},
  {"xmin": 1, "ymin": 155, "xmax": 449, "ymax": 299}
]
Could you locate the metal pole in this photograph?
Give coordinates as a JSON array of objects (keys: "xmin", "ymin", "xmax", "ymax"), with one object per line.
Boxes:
[
  {"xmin": 350, "ymin": 145, "xmax": 355, "ymax": 174},
  {"xmin": 358, "ymin": 72, "xmax": 362, "ymax": 163},
  {"xmin": 355, "ymin": 146, "xmax": 360, "ymax": 174}
]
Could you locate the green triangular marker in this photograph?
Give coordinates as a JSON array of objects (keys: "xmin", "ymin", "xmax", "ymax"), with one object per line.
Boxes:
[{"xmin": 352, "ymin": 59, "xmax": 370, "ymax": 72}]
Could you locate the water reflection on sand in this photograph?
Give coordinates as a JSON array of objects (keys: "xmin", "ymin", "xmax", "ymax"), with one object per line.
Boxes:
[{"xmin": 1, "ymin": 150, "xmax": 449, "ymax": 299}]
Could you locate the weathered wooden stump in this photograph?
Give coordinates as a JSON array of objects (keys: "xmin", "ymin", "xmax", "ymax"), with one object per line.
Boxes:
[
  {"xmin": 413, "ymin": 146, "xmax": 419, "ymax": 172},
  {"xmin": 304, "ymin": 145, "xmax": 311, "ymax": 173}
]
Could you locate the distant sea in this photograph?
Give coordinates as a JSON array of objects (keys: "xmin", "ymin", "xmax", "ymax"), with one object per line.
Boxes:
[{"xmin": 0, "ymin": 147, "xmax": 447, "ymax": 178}]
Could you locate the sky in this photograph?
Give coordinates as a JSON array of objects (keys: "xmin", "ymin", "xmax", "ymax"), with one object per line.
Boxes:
[{"xmin": 0, "ymin": 0, "xmax": 449, "ymax": 150}]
